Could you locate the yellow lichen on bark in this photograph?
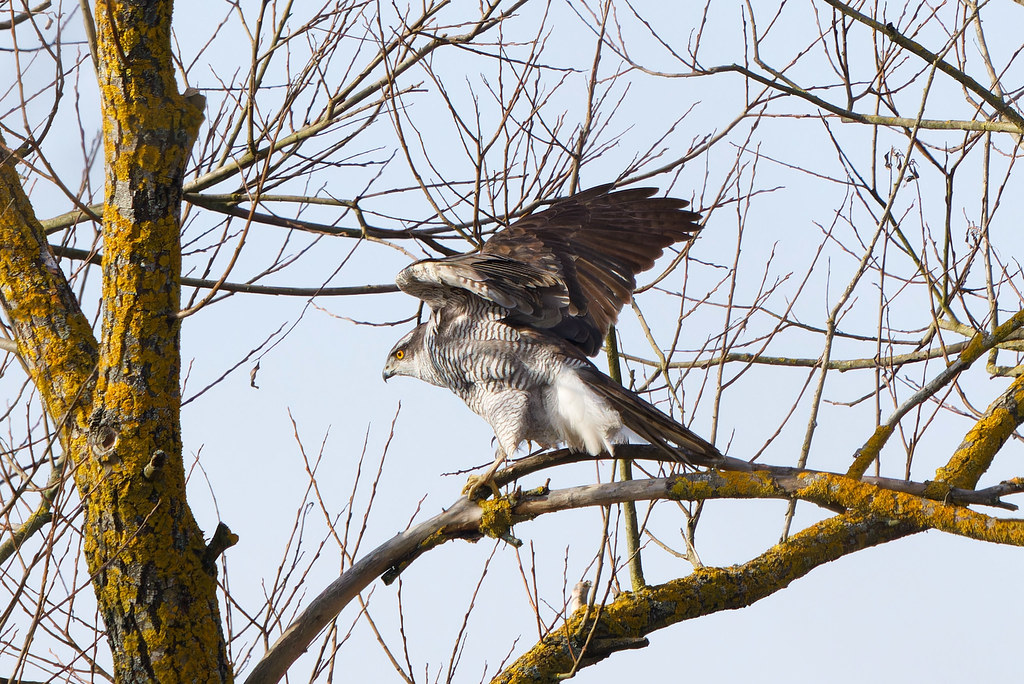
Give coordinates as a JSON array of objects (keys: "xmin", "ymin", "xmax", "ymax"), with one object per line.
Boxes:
[
  {"xmin": 0, "ymin": 145, "xmax": 99, "ymax": 579},
  {"xmin": 492, "ymin": 461, "xmax": 1024, "ymax": 681},
  {"xmin": 2, "ymin": 122, "xmax": 227, "ymax": 679},
  {"xmin": 668, "ymin": 469, "xmax": 785, "ymax": 502},
  {"xmin": 843, "ymin": 310, "xmax": 1024, "ymax": 483},
  {"xmin": 0, "ymin": 144, "xmax": 99, "ymax": 423},
  {"xmin": 485, "ymin": 293, "xmax": 1024, "ymax": 684},
  {"xmin": 957, "ymin": 308, "xmax": 1024, "ymax": 364},
  {"xmin": 934, "ymin": 374, "xmax": 1024, "ymax": 489},
  {"xmin": 846, "ymin": 423, "xmax": 895, "ymax": 478},
  {"xmin": 661, "ymin": 469, "xmax": 1024, "ymax": 546},
  {"xmin": 493, "ymin": 511, "xmax": 916, "ymax": 683},
  {"xmin": 64, "ymin": 0, "xmax": 231, "ymax": 681},
  {"xmin": 479, "ymin": 494, "xmax": 516, "ymax": 540},
  {"xmin": 791, "ymin": 472, "xmax": 1024, "ymax": 546}
]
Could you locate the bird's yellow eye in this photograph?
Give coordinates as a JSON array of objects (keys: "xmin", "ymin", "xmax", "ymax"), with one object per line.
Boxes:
[{"xmin": 395, "ymin": 349, "xmax": 405, "ymax": 360}]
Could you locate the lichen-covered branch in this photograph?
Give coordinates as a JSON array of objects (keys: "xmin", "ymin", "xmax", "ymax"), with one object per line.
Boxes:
[
  {"xmin": 504, "ymin": 471, "xmax": 1024, "ymax": 547},
  {"xmin": 491, "ymin": 511, "xmax": 918, "ymax": 683},
  {"xmin": 0, "ymin": 135, "xmax": 99, "ymax": 574},
  {"xmin": 935, "ymin": 374, "xmax": 1024, "ymax": 489},
  {"xmin": 848, "ymin": 310, "xmax": 1024, "ymax": 478},
  {"xmin": 0, "ymin": 139, "xmax": 99, "ymax": 421}
]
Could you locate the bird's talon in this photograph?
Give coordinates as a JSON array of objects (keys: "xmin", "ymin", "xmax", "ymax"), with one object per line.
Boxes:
[{"xmin": 462, "ymin": 474, "xmax": 501, "ymax": 501}]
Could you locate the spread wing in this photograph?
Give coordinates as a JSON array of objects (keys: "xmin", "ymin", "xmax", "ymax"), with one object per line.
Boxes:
[{"xmin": 395, "ymin": 185, "xmax": 701, "ymax": 355}]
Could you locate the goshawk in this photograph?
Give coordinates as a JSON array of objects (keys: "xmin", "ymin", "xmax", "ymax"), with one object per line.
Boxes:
[{"xmin": 382, "ymin": 185, "xmax": 720, "ymax": 493}]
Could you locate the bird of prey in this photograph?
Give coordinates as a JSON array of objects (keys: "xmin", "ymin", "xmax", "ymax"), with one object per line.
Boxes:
[{"xmin": 382, "ymin": 185, "xmax": 720, "ymax": 495}]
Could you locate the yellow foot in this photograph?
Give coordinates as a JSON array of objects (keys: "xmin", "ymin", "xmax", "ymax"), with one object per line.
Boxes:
[
  {"xmin": 462, "ymin": 473, "xmax": 501, "ymax": 501},
  {"xmin": 462, "ymin": 452, "xmax": 507, "ymax": 500}
]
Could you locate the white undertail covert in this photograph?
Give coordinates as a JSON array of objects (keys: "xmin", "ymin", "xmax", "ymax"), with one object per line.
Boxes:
[{"xmin": 550, "ymin": 368, "xmax": 624, "ymax": 456}]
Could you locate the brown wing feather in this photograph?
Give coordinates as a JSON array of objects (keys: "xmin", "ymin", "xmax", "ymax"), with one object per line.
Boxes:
[
  {"xmin": 396, "ymin": 185, "xmax": 701, "ymax": 354},
  {"xmin": 482, "ymin": 185, "xmax": 701, "ymax": 354},
  {"xmin": 395, "ymin": 254, "xmax": 566, "ymax": 324}
]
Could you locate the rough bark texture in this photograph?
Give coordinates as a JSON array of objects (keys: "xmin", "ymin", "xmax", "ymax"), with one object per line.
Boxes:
[
  {"xmin": 0, "ymin": 0, "xmax": 229, "ymax": 681},
  {"xmin": 492, "ymin": 512, "xmax": 917, "ymax": 683},
  {"xmin": 87, "ymin": 0, "xmax": 228, "ymax": 680}
]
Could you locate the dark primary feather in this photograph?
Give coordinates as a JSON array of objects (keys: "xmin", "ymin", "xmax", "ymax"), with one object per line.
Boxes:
[{"xmin": 396, "ymin": 185, "xmax": 702, "ymax": 356}]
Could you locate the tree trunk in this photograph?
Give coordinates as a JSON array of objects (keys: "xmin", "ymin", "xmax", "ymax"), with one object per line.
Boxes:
[{"xmin": 0, "ymin": 0, "xmax": 230, "ymax": 680}]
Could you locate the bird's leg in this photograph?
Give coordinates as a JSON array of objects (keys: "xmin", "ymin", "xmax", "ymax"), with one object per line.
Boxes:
[{"xmin": 462, "ymin": 449, "xmax": 506, "ymax": 500}]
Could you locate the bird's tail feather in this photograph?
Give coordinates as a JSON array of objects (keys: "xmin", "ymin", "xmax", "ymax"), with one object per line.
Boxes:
[{"xmin": 580, "ymin": 367, "xmax": 721, "ymax": 465}]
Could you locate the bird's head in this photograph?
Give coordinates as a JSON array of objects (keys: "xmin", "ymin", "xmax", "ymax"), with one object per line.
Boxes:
[{"xmin": 382, "ymin": 325, "xmax": 427, "ymax": 382}]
